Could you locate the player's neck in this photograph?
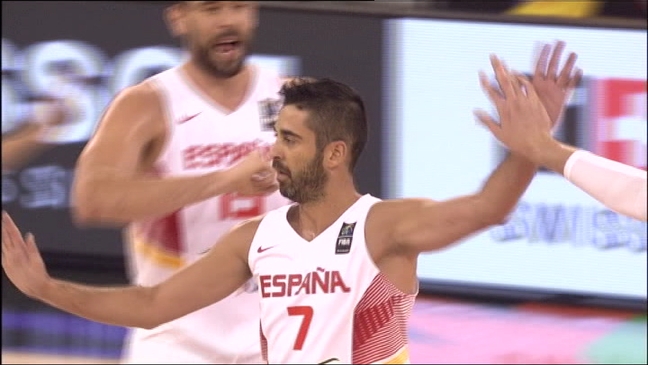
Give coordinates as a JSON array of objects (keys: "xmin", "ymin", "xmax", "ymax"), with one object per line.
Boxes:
[
  {"xmin": 294, "ymin": 180, "xmax": 361, "ymax": 239},
  {"xmin": 180, "ymin": 61, "xmax": 252, "ymax": 111},
  {"xmin": 182, "ymin": 59, "xmax": 251, "ymax": 88}
]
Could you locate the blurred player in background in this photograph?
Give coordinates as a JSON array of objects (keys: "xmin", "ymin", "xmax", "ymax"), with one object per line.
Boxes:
[{"xmin": 70, "ymin": 1, "xmax": 290, "ymax": 364}]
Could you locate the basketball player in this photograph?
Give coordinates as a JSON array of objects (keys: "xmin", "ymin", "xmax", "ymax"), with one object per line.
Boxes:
[
  {"xmin": 70, "ymin": 1, "xmax": 289, "ymax": 363},
  {"xmin": 2, "ymin": 57, "xmax": 580, "ymax": 363},
  {"xmin": 476, "ymin": 51, "xmax": 647, "ymax": 222}
]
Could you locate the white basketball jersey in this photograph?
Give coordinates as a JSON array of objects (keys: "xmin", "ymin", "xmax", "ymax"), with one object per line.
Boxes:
[
  {"xmin": 124, "ymin": 65, "xmax": 290, "ymax": 363},
  {"xmin": 248, "ymin": 195, "xmax": 417, "ymax": 364}
]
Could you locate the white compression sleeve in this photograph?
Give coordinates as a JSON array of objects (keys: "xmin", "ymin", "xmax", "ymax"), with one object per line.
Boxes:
[{"xmin": 564, "ymin": 150, "xmax": 647, "ymax": 222}]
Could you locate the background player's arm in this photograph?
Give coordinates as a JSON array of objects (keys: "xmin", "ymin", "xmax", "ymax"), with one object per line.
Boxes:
[
  {"xmin": 2, "ymin": 101, "xmax": 68, "ymax": 172},
  {"xmin": 2, "ymin": 211, "xmax": 259, "ymax": 329},
  {"xmin": 532, "ymin": 140, "xmax": 647, "ymax": 221},
  {"xmin": 71, "ymin": 83, "xmax": 242, "ymax": 227},
  {"xmin": 369, "ymin": 152, "xmax": 536, "ymax": 255},
  {"xmin": 2, "ymin": 123, "xmax": 52, "ymax": 172}
]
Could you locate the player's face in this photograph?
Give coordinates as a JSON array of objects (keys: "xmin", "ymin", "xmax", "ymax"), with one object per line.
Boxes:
[
  {"xmin": 272, "ymin": 106, "xmax": 328, "ymax": 204},
  {"xmin": 181, "ymin": 1, "xmax": 258, "ymax": 78}
]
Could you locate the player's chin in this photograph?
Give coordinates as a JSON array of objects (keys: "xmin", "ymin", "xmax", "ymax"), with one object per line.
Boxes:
[{"xmin": 210, "ymin": 52, "xmax": 244, "ymax": 71}]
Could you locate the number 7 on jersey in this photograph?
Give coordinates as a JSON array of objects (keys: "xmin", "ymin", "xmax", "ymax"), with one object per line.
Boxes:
[{"xmin": 287, "ymin": 305, "xmax": 313, "ymax": 350}]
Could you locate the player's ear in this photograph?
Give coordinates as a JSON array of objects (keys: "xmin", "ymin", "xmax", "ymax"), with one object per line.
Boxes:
[{"xmin": 323, "ymin": 141, "xmax": 348, "ymax": 170}]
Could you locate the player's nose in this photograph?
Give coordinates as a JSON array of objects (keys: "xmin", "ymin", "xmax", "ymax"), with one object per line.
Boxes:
[{"xmin": 270, "ymin": 142, "xmax": 282, "ymax": 159}]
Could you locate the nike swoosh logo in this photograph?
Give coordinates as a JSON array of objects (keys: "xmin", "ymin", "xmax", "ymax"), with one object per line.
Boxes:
[
  {"xmin": 178, "ymin": 112, "xmax": 202, "ymax": 124},
  {"xmin": 257, "ymin": 245, "xmax": 276, "ymax": 253}
]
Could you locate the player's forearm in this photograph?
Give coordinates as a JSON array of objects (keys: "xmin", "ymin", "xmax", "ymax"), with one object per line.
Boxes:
[
  {"xmin": 477, "ymin": 153, "xmax": 537, "ymax": 223},
  {"xmin": 39, "ymin": 278, "xmax": 161, "ymax": 329},
  {"xmin": 1, "ymin": 124, "xmax": 51, "ymax": 171},
  {"xmin": 73, "ymin": 170, "xmax": 236, "ymax": 226},
  {"xmin": 526, "ymin": 137, "xmax": 578, "ymax": 175},
  {"xmin": 564, "ymin": 150, "xmax": 647, "ymax": 221}
]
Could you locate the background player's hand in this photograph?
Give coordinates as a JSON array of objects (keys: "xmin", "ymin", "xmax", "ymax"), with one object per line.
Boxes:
[
  {"xmin": 32, "ymin": 99, "xmax": 74, "ymax": 142},
  {"xmin": 227, "ymin": 148, "xmax": 279, "ymax": 196},
  {"xmin": 36, "ymin": 100, "xmax": 70, "ymax": 128},
  {"xmin": 249, "ymin": 169, "xmax": 279, "ymax": 195},
  {"xmin": 2, "ymin": 211, "xmax": 51, "ymax": 300},
  {"xmin": 529, "ymin": 40, "xmax": 582, "ymax": 130},
  {"xmin": 474, "ymin": 55, "xmax": 554, "ymax": 159}
]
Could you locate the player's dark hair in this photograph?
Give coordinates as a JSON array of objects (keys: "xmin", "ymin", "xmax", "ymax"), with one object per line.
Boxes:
[{"xmin": 280, "ymin": 78, "xmax": 368, "ymax": 171}]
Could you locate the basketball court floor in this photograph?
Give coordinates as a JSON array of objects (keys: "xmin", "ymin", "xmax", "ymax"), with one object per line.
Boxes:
[{"xmin": 2, "ymin": 294, "xmax": 646, "ymax": 364}]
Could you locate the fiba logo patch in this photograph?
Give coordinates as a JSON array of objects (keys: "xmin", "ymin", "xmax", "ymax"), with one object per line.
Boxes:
[
  {"xmin": 335, "ymin": 222, "xmax": 356, "ymax": 254},
  {"xmin": 258, "ymin": 98, "xmax": 283, "ymax": 131}
]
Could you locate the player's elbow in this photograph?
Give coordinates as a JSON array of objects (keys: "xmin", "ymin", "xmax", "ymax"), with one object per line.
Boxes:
[
  {"xmin": 139, "ymin": 317, "xmax": 163, "ymax": 330},
  {"xmin": 71, "ymin": 185, "xmax": 105, "ymax": 226},
  {"xmin": 135, "ymin": 287, "xmax": 167, "ymax": 330},
  {"xmin": 132, "ymin": 310, "xmax": 163, "ymax": 330},
  {"xmin": 140, "ymin": 312, "xmax": 171, "ymax": 330},
  {"xmin": 71, "ymin": 179, "xmax": 128, "ymax": 228}
]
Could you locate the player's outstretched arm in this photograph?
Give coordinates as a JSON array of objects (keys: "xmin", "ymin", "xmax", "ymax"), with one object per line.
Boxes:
[
  {"xmin": 1, "ymin": 211, "xmax": 259, "ymax": 329},
  {"xmin": 520, "ymin": 137, "xmax": 647, "ymax": 222},
  {"xmin": 369, "ymin": 152, "xmax": 535, "ymax": 254},
  {"xmin": 562, "ymin": 150, "xmax": 647, "ymax": 221},
  {"xmin": 367, "ymin": 64, "xmax": 539, "ymax": 254}
]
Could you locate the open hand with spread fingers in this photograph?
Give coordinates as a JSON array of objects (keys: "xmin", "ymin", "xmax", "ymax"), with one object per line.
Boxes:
[
  {"xmin": 529, "ymin": 40, "xmax": 582, "ymax": 129},
  {"xmin": 474, "ymin": 55, "xmax": 555, "ymax": 161},
  {"xmin": 2, "ymin": 211, "xmax": 51, "ymax": 300}
]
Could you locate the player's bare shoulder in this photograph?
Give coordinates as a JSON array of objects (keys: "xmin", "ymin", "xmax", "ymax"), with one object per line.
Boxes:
[
  {"xmin": 223, "ymin": 214, "xmax": 268, "ymax": 259},
  {"xmin": 92, "ymin": 79, "xmax": 166, "ymax": 140},
  {"xmin": 120, "ymin": 80, "xmax": 165, "ymax": 126},
  {"xmin": 365, "ymin": 198, "xmax": 436, "ymax": 256},
  {"xmin": 230, "ymin": 214, "xmax": 266, "ymax": 241},
  {"xmin": 76, "ymin": 79, "xmax": 169, "ymax": 177},
  {"xmin": 367, "ymin": 198, "xmax": 428, "ymax": 229}
]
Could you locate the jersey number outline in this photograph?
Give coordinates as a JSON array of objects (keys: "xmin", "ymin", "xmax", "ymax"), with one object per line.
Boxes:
[{"xmin": 287, "ymin": 305, "xmax": 314, "ymax": 351}]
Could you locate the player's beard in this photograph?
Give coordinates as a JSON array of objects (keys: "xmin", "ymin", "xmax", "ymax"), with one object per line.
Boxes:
[
  {"xmin": 275, "ymin": 152, "xmax": 328, "ymax": 204},
  {"xmin": 192, "ymin": 31, "xmax": 252, "ymax": 78}
]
